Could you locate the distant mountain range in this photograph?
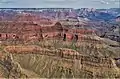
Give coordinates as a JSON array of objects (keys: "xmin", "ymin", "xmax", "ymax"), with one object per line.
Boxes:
[
  {"xmin": 76, "ymin": 8, "xmax": 120, "ymax": 21},
  {"xmin": 0, "ymin": 8, "xmax": 120, "ymax": 21}
]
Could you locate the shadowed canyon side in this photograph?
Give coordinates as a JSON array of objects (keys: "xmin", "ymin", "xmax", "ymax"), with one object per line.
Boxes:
[{"xmin": 0, "ymin": 8, "xmax": 120, "ymax": 78}]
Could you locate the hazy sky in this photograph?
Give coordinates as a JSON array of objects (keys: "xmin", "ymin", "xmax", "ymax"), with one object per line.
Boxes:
[{"xmin": 0, "ymin": 0, "xmax": 119, "ymax": 8}]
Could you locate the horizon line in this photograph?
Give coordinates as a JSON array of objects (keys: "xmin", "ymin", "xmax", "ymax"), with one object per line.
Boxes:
[{"xmin": 0, "ymin": 8, "xmax": 120, "ymax": 9}]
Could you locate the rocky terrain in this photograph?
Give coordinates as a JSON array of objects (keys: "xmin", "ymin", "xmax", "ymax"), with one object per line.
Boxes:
[
  {"xmin": 0, "ymin": 40, "xmax": 120, "ymax": 78},
  {"xmin": 0, "ymin": 8, "xmax": 120, "ymax": 78}
]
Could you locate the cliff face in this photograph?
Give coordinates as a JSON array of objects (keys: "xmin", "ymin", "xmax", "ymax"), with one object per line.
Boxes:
[
  {"xmin": 0, "ymin": 35, "xmax": 120, "ymax": 78},
  {"xmin": 0, "ymin": 22, "xmax": 43, "ymax": 42},
  {"xmin": 0, "ymin": 45, "xmax": 119, "ymax": 78}
]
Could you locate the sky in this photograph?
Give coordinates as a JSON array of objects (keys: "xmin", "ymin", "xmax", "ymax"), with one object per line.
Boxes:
[{"xmin": 0, "ymin": 0, "xmax": 119, "ymax": 9}]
